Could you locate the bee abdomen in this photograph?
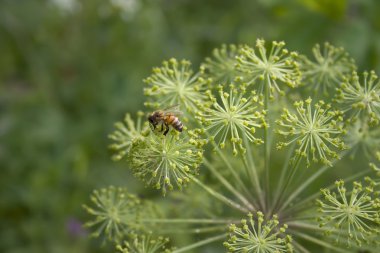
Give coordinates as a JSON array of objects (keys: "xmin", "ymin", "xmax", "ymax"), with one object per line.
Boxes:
[{"xmin": 172, "ymin": 118, "xmax": 183, "ymax": 132}]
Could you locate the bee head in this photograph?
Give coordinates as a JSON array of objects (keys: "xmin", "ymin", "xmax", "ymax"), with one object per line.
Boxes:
[
  {"xmin": 148, "ymin": 114, "xmax": 154, "ymax": 124},
  {"xmin": 148, "ymin": 112, "xmax": 157, "ymax": 125}
]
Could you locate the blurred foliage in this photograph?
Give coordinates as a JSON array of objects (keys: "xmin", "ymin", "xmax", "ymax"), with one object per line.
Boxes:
[{"xmin": 1, "ymin": 0, "xmax": 380, "ymax": 252}]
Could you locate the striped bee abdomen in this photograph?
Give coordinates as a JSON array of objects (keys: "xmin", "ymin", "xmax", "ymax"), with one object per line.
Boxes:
[{"xmin": 166, "ymin": 115, "xmax": 183, "ymax": 132}]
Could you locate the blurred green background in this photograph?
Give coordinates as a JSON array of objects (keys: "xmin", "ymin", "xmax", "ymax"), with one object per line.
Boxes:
[{"xmin": 1, "ymin": 0, "xmax": 380, "ymax": 252}]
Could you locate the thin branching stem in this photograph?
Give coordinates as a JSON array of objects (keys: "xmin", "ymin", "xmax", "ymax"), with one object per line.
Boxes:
[
  {"xmin": 141, "ymin": 218, "xmax": 234, "ymax": 224},
  {"xmin": 211, "ymin": 139, "xmax": 253, "ymax": 199},
  {"xmin": 273, "ymin": 155, "xmax": 302, "ymax": 213},
  {"xmin": 158, "ymin": 226, "xmax": 227, "ymax": 234},
  {"xmin": 190, "ymin": 176, "xmax": 250, "ymax": 213},
  {"xmin": 203, "ymin": 157, "xmax": 256, "ymax": 211},
  {"xmin": 270, "ymin": 142, "xmax": 296, "ymax": 215},
  {"xmin": 277, "ymin": 150, "xmax": 350, "ymax": 214},
  {"xmin": 282, "ymin": 167, "xmax": 372, "ymax": 217},
  {"xmin": 172, "ymin": 234, "xmax": 227, "ymax": 253},
  {"xmin": 291, "ymin": 231, "xmax": 348, "ymax": 253},
  {"xmin": 241, "ymin": 153, "xmax": 265, "ymax": 211},
  {"xmin": 242, "ymin": 135, "xmax": 264, "ymax": 209},
  {"xmin": 264, "ymin": 85, "xmax": 271, "ymax": 213}
]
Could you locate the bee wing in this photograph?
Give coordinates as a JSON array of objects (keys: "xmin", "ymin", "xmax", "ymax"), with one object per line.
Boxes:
[{"xmin": 162, "ymin": 104, "xmax": 183, "ymax": 116}]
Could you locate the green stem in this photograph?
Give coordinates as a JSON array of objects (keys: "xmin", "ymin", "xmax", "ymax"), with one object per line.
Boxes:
[
  {"xmin": 159, "ymin": 226, "xmax": 227, "ymax": 234},
  {"xmin": 172, "ymin": 234, "xmax": 226, "ymax": 253},
  {"xmin": 283, "ymin": 167, "xmax": 371, "ymax": 216},
  {"xmin": 277, "ymin": 151, "xmax": 349, "ymax": 214},
  {"xmin": 292, "ymin": 240, "xmax": 311, "ymax": 253},
  {"xmin": 291, "ymin": 231, "xmax": 348, "ymax": 253},
  {"xmin": 190, "ymin": 176, "xmax": 249, "ymax": 213},
  {"xmin": 287, "ymin": 221, "xmax": 326, "ymax": 231},
  {"xmin": 273, "ymin": 155, "xmax": 302, "ymax": 213},
  {"xmin": 242, "ymin": 153, "xmax": 264, "ymax": 209},
  {"xmin": 270, "ymin": 142, "xmax": 296, "ymax": 215},
  {"xmin": 204, "ymin": 158, "xmax": 256, "ymax": 211},
  {"xmin": 264, "ymin": 82, "xmax": 270, "ymax": 213},
  {"xmin": 211, "ymin": 140, "xmax": 253, "ymax": 199},
  {"xmin": 241, "ymin": 136, "xmax": 264, "ymax": 210},
  {"xmin": 141, "ymin": 218, "xmax": 233, "ymax": 224}
]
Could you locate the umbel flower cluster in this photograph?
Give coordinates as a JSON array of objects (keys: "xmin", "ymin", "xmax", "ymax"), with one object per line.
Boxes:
[{"xmin": 84, "ymin": 39, "xmax": 380, "ymax": 253}]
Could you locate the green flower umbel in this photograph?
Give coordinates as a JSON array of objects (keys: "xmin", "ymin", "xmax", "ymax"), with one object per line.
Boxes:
[
  {"xmin": 117, "ymin": 232, "xmax": 171, "ymax": 253},
  {"xmin": 201, "ymin": 44, "xmax": 242, "ymax": 84},
  {"xmin": 224, "ymin": 212, "xmax": 293, "ymax": 253},
  {"xmin": 236, "ymin": 39, "xmax": 301, "ymax": 99},
  {"xmin": 345, "ymin": 121, "xmax": 380, "ymax": 159},
  {"xmin": 83, "ymin": 186, "xmax": 142, "ymax": 242},
  {"xmin": 300, "ymin": 42, "xmax": 355, "ymax": 94},
  {"xmin": 144, "ymin": 58, "xmax": 209, "ymax": 113},
  {"xmin": 109, "ymin": 111, "xmax": 149, "ymax": 161},
  {"xmin": 198, "ymin": 84, "xmax": 266, "ymax": 155},
  {"xmin": 317, "ymin": 180, "xmax": 380, "ymax": 247},
  {"xmin": 128, "ymin": 131, "xmax": 205, "ymax": 195},
  {"xmin": 335, "ymin": 71, "xmax": 380, "ymax": 125},
  {"xmin": 276, "ymin": 98, "xmax": 346, "ymax": 167}
]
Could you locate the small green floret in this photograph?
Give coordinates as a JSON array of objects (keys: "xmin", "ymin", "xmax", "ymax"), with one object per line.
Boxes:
[
  {"xmin": 143, "ymin": 58, "xmax": 210, "ymax": 113},
  {"xmin": 224, "ymin": 212, "xmax": 293, "ymax": 253},
  {"xmin": 201, "ymin": 44, "xmax": 243, "ymax": 84},
  {"xmin": 317, "ymin": 180, "xmax": 380, "ymax": 247},
  {"xmin": 83, "ymin": 186, "xmax": 142, "ymax": 242},
  {"xmin": 198, "ymin": 84, "xmax": 266, "ymax": 155},
  {"xmin": 276, "ymin": 98, "xmax": 346, "ymax": 167},
  {"xmin": 335, "ymin": 71, "xmax": 380, "ymax": 125},
  {"xmin": 116, "ymin": 232, "xmax": 171, "ymax": 253},
  {"xmin": 236, "ymin": 39, "xmax": 301, "ymax": 99},
  {"xmin": 300, "ymin": 42, "xmax": 356, "ymax": 94},
  {"xmin": 109, "ymin": 111, "xmax": 150, "ymax": 161},
  {"xmin": 128, "ymin": 130, "xmax": 205, "ymax": 195}
]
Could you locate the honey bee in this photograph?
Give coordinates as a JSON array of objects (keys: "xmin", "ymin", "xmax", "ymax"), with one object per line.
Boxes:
[{"xmin": 148, "ymin": 105, "xmax": 183, "ymax": 135}]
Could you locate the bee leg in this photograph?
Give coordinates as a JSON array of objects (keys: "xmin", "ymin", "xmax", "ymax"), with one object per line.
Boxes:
[
  {"xmin": 163, "ymin": 124, "xmax": 170, "ymax": 136},
  {"xmin": 160, "ymin": 122, "xmax": 164, "ymax": 132}
]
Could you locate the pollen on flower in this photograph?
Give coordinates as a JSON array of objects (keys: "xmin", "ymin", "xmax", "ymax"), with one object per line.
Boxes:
[
  {"xmin": 335, "ymin": 70, "xmax": 380, "ymax": 125},
  {"xmin": 224, "ymin": 211, "xmax": 293, "ymax": 253},
  {"xmin": 143, "ymin": 58, "xmax": 210, "ymax": 113},
  {"xmin": 127, "ymin": 130, "xmax": 205, "ymax": 195},
  {"xmin": 317, "ymin": 179, "xmax": 380, "ymax": 247},
  {"xmin": 197, "ymin": 84, "xmax": 266, "ymax": 155},
  {"xmin": 116, "ymin": 232, "xmax": 172, "ymax": 253},
  {"xmin": 276, "ymin": 98, "xmax": 346, "ymax": 167},
  {"xmin": 236, "ymin": 39, "xmax": 301, "ymax": 99},
  {"xmin": 300, "ymin": 42, "xmax": 356, "ymax": 94},
  {"xmin": 82, "ymin": 186, "xmax": 142, "ymax": 242},
  {"xmin": 109, "ymin": 111, "xmax": 150, "ymax": 161}
]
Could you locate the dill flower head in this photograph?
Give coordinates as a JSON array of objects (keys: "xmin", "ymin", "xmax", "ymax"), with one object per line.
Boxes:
[
  {"xmin": 83, "ymin": 186, "xmax": 141, "ymax": 242},
  {"xmin": 276, "ymin": 98, "xmax": 346, "ymax": 167},
  {"xmin": 335, "ymin": 70, "xmax": 380, "ymax": 125},
  {"xmin": 197, "ymin": 84, "xmax": 266, "ymax": 155},
  {"xmin": 224, "ymin": 212, "xmax": 293, "ymax": 253},
  {"xmin": 116, "ymin": 232, "xmax": 171, "ymax": 253},
  {"xmin": 300, "ymin": 42, "xmax": 356, "ymax": 94},
  {"xmin": 127, "ymin": 131, "xmax": 205, "ymax": 195},
  {"xmin": 369, "ymin": 151, "xmax": 380, "ymax": 178},
  {"xmin": 345, "ymin": 121, "xmax": 380, "ymax": 159},
  {"xmin": 236, "ymin": 39, "xmax": 301, "ymax": 99},
  {"xmin": 109, "ymin": 111, "xmax": 150, "ymax": 161},
  {"xmin": 201, "ymin": 44, "xmax": 242, "ymax": 84},
  {"xmin": 317, "ymin": 179, "xmax": 380, "ymax": 247},
  {"xmin": 143, "ymin": 58, "xmax": 209, "ymax": 113}
]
